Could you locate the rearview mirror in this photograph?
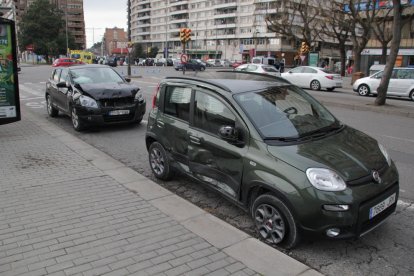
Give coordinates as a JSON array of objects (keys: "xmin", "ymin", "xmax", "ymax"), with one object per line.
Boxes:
[
  {"xmin": 125, "ymin": 77, "xmax": 131, "ymax": 83},
  {"xmin": 218, "ymin": 125, "xmax": 244, "ymax": 146},
  {"xmin": 56, "ymin": 81, "xmax": 69, "ymax": 88}
]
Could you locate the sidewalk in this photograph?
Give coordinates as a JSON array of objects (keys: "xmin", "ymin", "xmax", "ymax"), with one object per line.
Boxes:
[{"xmin": 0, "ymin": 110, "xmax": 322, "ymax": 276}]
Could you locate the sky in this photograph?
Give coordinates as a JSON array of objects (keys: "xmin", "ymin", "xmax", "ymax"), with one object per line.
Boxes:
[{"xmin": 83, "ymin": 0, "xmax": 128, "ymax": 48}]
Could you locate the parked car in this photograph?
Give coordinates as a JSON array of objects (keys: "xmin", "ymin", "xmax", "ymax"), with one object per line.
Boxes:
[
  {"xmin": 145, "ymin": 71, "xmax": 399, "ymax": 248},
  {"xmin": 174, "ymin": 59, "xmax": 206, "ymax": 71},
  {"xmin": 234, "ymin": 63, "xmax": 281, "ymax": 77},
  {"xmin": 106, "ymin": 58, "xmax": 117, "ymax": 67},
  {"xmin": 353, "ymin": 67, "xmax": 414, "ymax": 101},
  {"xmin": 206, "ymin": 59, "xmax": 222, "ymax": 67},
  {"xmin": 281, "ymin": 66, "xmax": 342, "ymax": 91},
  {"xmin": 52, "ymin": 58, "xmax": 84, "ymax": 67},
  {"xmin": 45, "ymin": 64, "xmax": 146, "ymax": 131},
  {"xmin": 231, "ymin": 61, "xmax": 244, "ymax": 69}
]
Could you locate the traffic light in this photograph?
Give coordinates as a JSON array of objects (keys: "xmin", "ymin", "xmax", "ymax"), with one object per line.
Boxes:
[
  {"xmin": 300, "ymin": 42, "xmax": 310, "ymax": 54},
  {"xmin": 179, "ymin": 28, "xmax": 192, "ymax": 42},
  {"xmin": 180, "ymin": 28, "xmax": 186, "ymax": 42},
  {"xmin": 184, "ymin": 28, "xmax": 191, "ymax": 42}
]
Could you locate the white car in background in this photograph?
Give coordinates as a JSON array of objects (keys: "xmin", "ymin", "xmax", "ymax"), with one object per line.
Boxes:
[
  {"xmin": 234, "ymin": 63, "xmax": 281, "ymax": 77},
  {"xmin": 353, "ymin": 67, "xmax": 414, "ymax": 101},
  {"xmin": 281, "ymin": 66, "xmax": 342, "ymax": 91}
]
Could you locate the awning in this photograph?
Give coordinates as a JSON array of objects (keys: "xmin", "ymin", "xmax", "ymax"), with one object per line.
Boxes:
[{"xmin": 111, "ymin": 48, "xmax": 128, "ymax": 54}]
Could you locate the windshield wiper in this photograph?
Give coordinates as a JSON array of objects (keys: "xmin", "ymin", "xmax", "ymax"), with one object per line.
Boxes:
[
  {"xmin": 264, "ymin": 136, "xmax": 301, "ymax": 142},
  {"xmin": 300, "ymin": 123, "xmax": 343, "ymax": 139}
]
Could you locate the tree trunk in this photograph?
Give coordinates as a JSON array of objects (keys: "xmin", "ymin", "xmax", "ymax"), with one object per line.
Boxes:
[
  {"xmin": 375, "ymin": 0, "xmax": 402, "ymax": 106},
  {"xmin": 340, "ymin": 45, "xmax": 346, "ymax": 77},
  {"xmin": 380, "ymin": 43, "xmax": 388, "ymax": 64}
]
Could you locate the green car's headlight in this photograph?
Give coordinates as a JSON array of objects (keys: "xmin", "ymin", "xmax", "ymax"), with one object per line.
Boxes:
[{"xmin": 306, "ymin": 168, "xmax": 347, "ymax": 192}]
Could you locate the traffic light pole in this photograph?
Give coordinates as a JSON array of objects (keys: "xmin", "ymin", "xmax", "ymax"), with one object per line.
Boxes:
[{"xmin": 182, "ymin": 41, "xmax": 186, "ymax": 75}]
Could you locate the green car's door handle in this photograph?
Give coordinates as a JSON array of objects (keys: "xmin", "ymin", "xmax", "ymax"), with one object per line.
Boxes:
[{"xmin": 189, "ymin": 136, "xmax": 201, "ymax": 145}]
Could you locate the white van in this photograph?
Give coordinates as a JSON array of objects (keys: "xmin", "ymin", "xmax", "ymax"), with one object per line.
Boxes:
[{"xmin": 252, "ymin": 56, "xmax": 277, "ymax": 66}]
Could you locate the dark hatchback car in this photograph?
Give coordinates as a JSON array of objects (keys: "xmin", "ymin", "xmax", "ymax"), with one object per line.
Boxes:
[
  {"xmin": 174, "ymin": 59, "xmax": 206, "ymax": 71},
  {"xmin": 45, "ymin": 64, "xmax": 146, "ymax": 131},
  {"xmin": 146, "ymin": 71, "xmax": 399, "ymax": 248}
]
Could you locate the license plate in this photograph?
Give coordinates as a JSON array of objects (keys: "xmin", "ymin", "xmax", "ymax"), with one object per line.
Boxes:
[
  {"xmin": 336, "ymin": 83, "xmax": 342, "ymax": 86},
  {"xmin": 108, "ymin": 110, "xmax": 130, "ymax": 116},
  {"xmin": 369, "ymin": 193, "xmax": 396, "ymax": 219}
]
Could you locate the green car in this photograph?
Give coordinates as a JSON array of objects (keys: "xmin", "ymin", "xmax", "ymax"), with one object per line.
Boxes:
[{"xmin": 145, "ymin": 72, "xmax": 399, "ymax": 248}]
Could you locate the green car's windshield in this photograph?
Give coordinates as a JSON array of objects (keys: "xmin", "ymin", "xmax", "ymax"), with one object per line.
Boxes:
[
  {"xmin": 234, "ymin": 85, "xmax": 340, "ymax": 139},
  {"xmin": 70, "ymin": 67, "xmax": 124, "ymax": 85}
]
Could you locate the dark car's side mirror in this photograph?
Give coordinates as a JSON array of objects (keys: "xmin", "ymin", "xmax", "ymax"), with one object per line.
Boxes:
[
  {"xmin": 57, "ymin": 81, "xmax": 69, "ymax": 88},
  {"xmin": 218, "ymin": 125, "xmax": 244, "ymax": 147},
  {"xmin": 124, "ymin": 77, "xmax": 131, "ymax": 83}
]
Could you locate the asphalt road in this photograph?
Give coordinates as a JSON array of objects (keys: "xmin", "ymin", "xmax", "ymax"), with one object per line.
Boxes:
[{"xmin": 16, "ymin": 65, "xmax": 414, "ymax": 276}]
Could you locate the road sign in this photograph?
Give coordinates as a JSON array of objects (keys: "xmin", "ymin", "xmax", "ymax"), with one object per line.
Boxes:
[
  {"xmin": 300, "ymin": 55, "xmax": 306, "ymax": 61},
  {"xmin": 180, "ymin": 54, "xmax": 188, "ymax": 63},
  {"xmin": 127, "ymin": 47, "xmax": 133, "ymax": 53}
]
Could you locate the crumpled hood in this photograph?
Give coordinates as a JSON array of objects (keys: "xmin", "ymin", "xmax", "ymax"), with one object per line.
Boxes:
[
  {"xmin": 266, "ymin": 126, "xmax": 387, "ymax": 181},
  {"xmin": 77, "ymin": 83, "xmax": 139, "ymax": 100}
]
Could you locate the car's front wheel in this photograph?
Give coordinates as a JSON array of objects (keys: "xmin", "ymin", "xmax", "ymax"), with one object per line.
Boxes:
[
  {"xmin": 251, "ymin": 194, "xmax": 299, "ymax": 249},
  {"xmin": 310, "ymin": 80, "xmax": 321, "ymax": 91},
  {"xmin": 149, "ymin": 142, "xmax": 173, "ymax": 180},
  {"xmin": 409, "ymin": 90, "xmax": 414, "ymax": 101},
  {"xmin": 357, "ymin": 84, "xmax": 370, "ymax": 96},
  {"xmin": 200, "ymin": 66, "xmax": 205, "ymax": 71},
  {"xmin": 71, "ymin": 107, "xmax": 86, "ymax": 131},
  {"xmin": 46, "ymin": 94, "xmax": 59, "ymax": 117}
]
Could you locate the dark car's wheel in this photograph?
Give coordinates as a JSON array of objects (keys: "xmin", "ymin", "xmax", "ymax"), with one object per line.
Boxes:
[
  {"xmin": 252, "ymin": 194, "xmax": 299, "ymax": 249},
  {"xmin": 71, "ymin": 107, "xmax": 85, "ymax": 131},
  {"xmin": 310, "ymin": 80, "xmax": 321, "ymax": 91},
  {"xmin": 357, "ymin": 84, "xmax": 370, "ymax": 96},
  {"xmin": 46, "ymin": 94, "xmax": 59, "ymax": 117},
  {"xmin": 326, "ymin": 88, "xmax": 335, "ymax": 92},
  {"xmin": 149, "ymin": 142, "xmax": 173, "ymax": 180},
  {"xmin": 409, "ymin": 90, "xmax": 414, "ymax": 101},
  {"xmin": 200, "ymin": 66, "xmax": 205, "ymax": 71}
]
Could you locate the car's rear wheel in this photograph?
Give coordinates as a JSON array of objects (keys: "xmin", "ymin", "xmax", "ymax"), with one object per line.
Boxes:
[
  {"xmin": 310, "ymin": 80, "xmax": 321, "ymax": 91},
  {"xmin": 358, "ymin": 84, "xmax": 370, "ymax": 96},
  {"xmin": 326, "ymin": 88, "xmax": 335, "ymax": 92},
  {"xmin": 46, "ymin": 94, "xmax": 59, "ymax": 117},
  {"xmin": 149, "ymin": 142, "xmax": 173, "ymax": 180},
  {"xmin": 252, "ymin": 194, "xmax": 299, "ymax": 249},
  {"xmin": 200, "ymin": 67, "xmax": 205, "ymax": 71},
  {"xmin": 71, "ymin": 107, "xmax": 85, "ymax": 131},
  {"xmin": 410, "ymin": 90, "xmax": 414, "ymax": 101}
]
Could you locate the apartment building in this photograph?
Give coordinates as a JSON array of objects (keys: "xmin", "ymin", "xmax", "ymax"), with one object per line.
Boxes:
[
  {"xmin": 130, "ymin": 0, "xmax": 342, "ymax": 65},
  {"xmin": 12, "ymin": 0, "xmax": 86, "ymax": 49},
  {"xmin": 103, "ymin": 27, "xmax": 128, "ymax": 56}
]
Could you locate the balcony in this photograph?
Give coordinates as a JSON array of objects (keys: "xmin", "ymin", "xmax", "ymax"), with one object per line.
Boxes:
[{"xmin": 214, "ymin": 12, "xmax": 236, "ymax": 19}]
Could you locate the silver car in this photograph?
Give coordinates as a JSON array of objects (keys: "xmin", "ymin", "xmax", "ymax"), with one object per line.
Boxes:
[{"xmin": 353, "ymin": 67, "xmax": 414, "ymax": 101}]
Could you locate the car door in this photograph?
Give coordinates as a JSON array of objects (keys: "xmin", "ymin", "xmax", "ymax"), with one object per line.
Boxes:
[
  {"xmin": 283, "ymin": 67, "xmax": 305, "ymax": 87},
  {"xmin": 187, "ymin": 88, "xmax": 248, "ymax": 199},
  {"xmin": 389, "ymin": 69, "xmax": 413, "ymax": 96},
  {"xmin": 46, "ymin": 68, "xmax": 62, "ymax": 108},
  {"xmin": 54, "ymin": 68, "xmax": 70, "ymax": 113},
  {"xmin": 302, "ymin": 67, "xmax": 318, "ymax": 88},
  {"xmin": 157, "ymin": 84, "xmax": 193, "ymax": 169}
]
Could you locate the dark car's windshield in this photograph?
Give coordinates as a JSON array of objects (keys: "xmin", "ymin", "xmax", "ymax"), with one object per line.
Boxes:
[
  {"xmin": 70, "ymin": 67, "xmax": 124, "ymax": 85},
  {"xmin": 234, "ymin": 85, "xmax": 340, "ymax": 139}
]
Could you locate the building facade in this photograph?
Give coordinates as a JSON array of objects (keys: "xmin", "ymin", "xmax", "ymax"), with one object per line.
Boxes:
[
  {"xmin": 103, "ymin": 27, "xmax": 128, "ymax": 56},
  {"xmin": 11, "ymin": 0, "xmax": 86, "ymax": 49},
  {"xmin": 129, "ymin": 0, "xmax": 342, "ymax": 65}
]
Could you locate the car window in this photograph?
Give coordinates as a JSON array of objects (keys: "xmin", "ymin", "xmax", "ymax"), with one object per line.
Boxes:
[
  {"xmin": 247, "ymin": 65, "xmax": 258, "ymax": 71},
  {"xmin": 53, "ymin": 69, "xmax": 61, "ymax": 82},
  {"xmin": 59, "ymin": 69, "xmax": 68, "ymax": 83},
  {"xmin": 234, "ymin": 85, "xmax": 337, "ymax": 138},
  {"xmin": 289, "ymin": 67, "xmax": 303, "ymax": 73},
  {"xmin": 396, "ymin": 69, "xmax": 413, "ymax": 79},
  {"xmin": 302, "ymin": 67, "xmax": 317, "ymax": 73},
  {"xmin": 164, "ymin": 86, "xmax": 192, "ymax": 122},
  {"xmin": 194, "ymin": 91, "xmax": 236, "ymax": 135},
  {"xmin": 262, "ymin": 66, "xmax": 278, "ymax": 72}
]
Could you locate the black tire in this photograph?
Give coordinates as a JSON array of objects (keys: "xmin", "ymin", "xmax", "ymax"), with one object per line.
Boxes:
[
  {"xmin": 149, "ymin": 142, "xmax": 173, "ymax": 180},
  {"xmin": 46, "ymin": 94, "xmax": 59, "ymax": 117},
  {"xmin": 251, "ymin": 194, "xmax": 299, "ymax": 249},
  {"xmin": 357, "ymin": 84, "xmax": 370, "ymax": 96},
  {"xmin": 310, "ymin": 80, "xmax": 321, "ymax": 91},
  {"xmin": 71, "ymin": 106, "xmax": 86, "ymax": 131},
  {"xmin": 326, "ymin": 88, "xmax": 335, "ymax": 92},
  {"xmin": 410, "ymin": 90, "xmax": 414, "ymax": 101},
  {"xmin": 200, "ymin": 66, "xmax": 205, "ymax": 71}
]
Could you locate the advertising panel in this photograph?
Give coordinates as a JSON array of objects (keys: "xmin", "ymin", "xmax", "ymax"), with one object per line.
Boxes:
[{"xmin": 0, "ymin": 18, "xmax": 20, "ymax": 125}]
